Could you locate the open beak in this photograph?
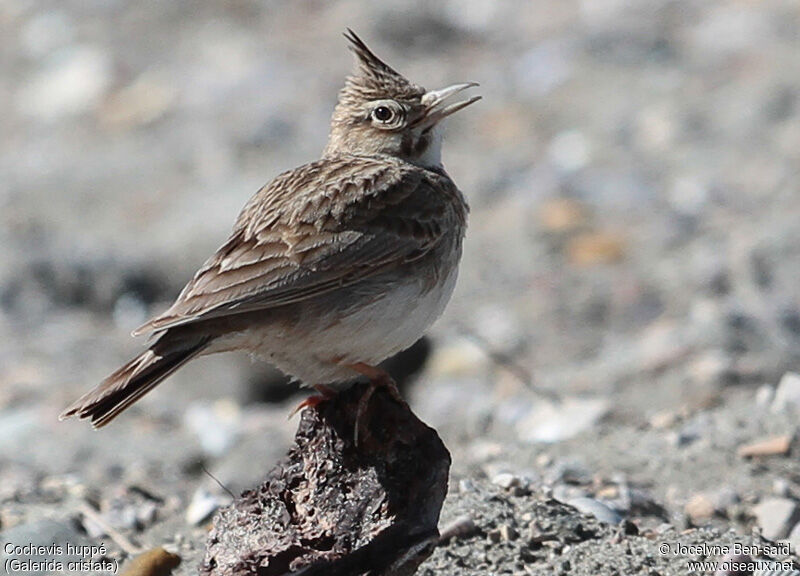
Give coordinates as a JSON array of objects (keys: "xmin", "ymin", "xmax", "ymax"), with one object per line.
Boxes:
[{"xmin": 417, "ymin": 82, "xmax": 481, "ymax": 130}]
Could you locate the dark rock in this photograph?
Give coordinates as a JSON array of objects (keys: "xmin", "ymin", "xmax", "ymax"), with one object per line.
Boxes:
[{"xmin": 201, "ymin": 382, "xmax": 451, "ymax": 576}]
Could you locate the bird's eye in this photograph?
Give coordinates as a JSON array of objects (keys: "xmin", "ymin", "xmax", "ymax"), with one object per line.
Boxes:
[{"xmin": 372, "ymin": 106, "xmax": 394, "ymax": 123}]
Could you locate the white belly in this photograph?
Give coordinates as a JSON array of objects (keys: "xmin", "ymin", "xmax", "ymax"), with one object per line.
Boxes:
[{"xmin": 209, "ymin": 267, "xmax": 459, "ymax": 385}]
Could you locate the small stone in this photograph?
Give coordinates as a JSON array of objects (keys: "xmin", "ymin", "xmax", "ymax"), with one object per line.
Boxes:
[
  {"xmin": 711, "ymin": 487, "xmax": 740, "ymax": 511},
  {"xmin": 566, "ymin": 232, "xmax": 625, "ymax": 266},
  {"xmin": 548, "ymin": 130, "xmax": 591, "ymax": 173},
  {"xmin": 650, "ymin": 410, "xmax": 678, "ymax": 429},
  {"xmin": 668, "ymin": 176, "xmax": 709, "ymax": 217},
  {"xmin": 552, "ymin": 484, "xmax": 587, "ymax": 503},
  {"xmin": 120, "ymin": 547, "xmax": 181, "ymax": 576},
  {"xmin": 636, "ymin": 103, "xmax": 676, "ymax": 151},
  {"xmin": 458, "ymin": 478, "xmax": 478, "ymax": 494},
  {"xmin": 186, "ymin": 489, "xmax": 224, "ymax": 526},
  {"xmin": 685, "ymin": 494, "xmax": 716, "ymax": 524},
  {"xmin": 773, "ymin": 478, "xmax": 791, "ymax": 497},
  {"xmin": 752, "ymin": 497, "xmax": 799, "ymax": 540},
  {"xmin": 439, "ymin": 514, "xmax": 477, "ymax": 543},
  {"xmin": 498, "ymin": 524, "xmax": 519, "ymax": 541},
  {"xmin": 595, "ymin": 485, "xmax": 619, "ymax": 500},
  {"xmin": 755, "ymin": 384, "xmax": 775, "ymax": 407},
  {"xmin": 688, "ymin": 349, "xmax": 730, "ymax": 386},
  {"xmin": 518, "ymin": 397, "xmax": 609, "ymax": 443},
  {"xmin": 426, "ymin": 339, "xmax": 487, "ymax": 377},
  {"xmin": 566, "ymin": 497, "xmax": 622, "ymax": 525},
  {"xmin": 546, "ymin": 460, "xmax": 592, "ymax": 485},
  {"xmin": 101, "ymin": 72, "xmax": 176, "ymax": 129},
  {"xmin": 17, "ymin": 46, "xmax": 112, "ymax": 120},
  {"xmin": 668, "ymin": 423, "xmax": 701, "ymax": 448},
  {"xmin": 772, "ymin": 372, "xmax": 800, "ymax": 412},
  {"xmin": 737, "ymin": 434, "xmax": 793, "ymax": 458},
  {"xmin": 540, "ymin": 198, "xmax": 587, "ymax": 233},
  {"xmin": 491, "ymin": 472, "xmax": 520, "ymax": 490}
]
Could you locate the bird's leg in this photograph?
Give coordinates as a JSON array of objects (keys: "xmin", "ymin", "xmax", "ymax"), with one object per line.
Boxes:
[
  {"xmin": 347, "ymin": 362, "xmax": 404, "ymax": 445},
  {"xmin": 288, "ymin": 384, "xmax": 338, "ymax": 419}
]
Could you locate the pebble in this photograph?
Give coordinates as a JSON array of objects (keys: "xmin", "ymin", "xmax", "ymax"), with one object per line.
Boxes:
[
  {"xmin": 517, "ymin": 397, "xmax": 609, "ymax": 443},
  {"xmin": 185, "ymin": 489, "xmax": 224, "ymax": 526},
  {"xmin": 566, "ymin": 232, "xmax": 625, "ymax": 266},
  {"xmin": 688, "ymin": 349, "xmax": 730, "ymax": 386},
  {"xmin": 668, "ymin": 176, "xmax": 709, "ymax": 217},
  {"xmin": 491, "ymin": 472, "xmax": 521, "ymax": 490},
  {"xmin": 751, "ymin": 498, "xmax": 799, "ymax": 540},
  {"xmin": 737, "ymin": 435, "xmax": 793, "ymax": 458},
  {"xmin": 548, "ymin": 130, "xmax": 591, "ymax": 173},
  {"xmin": 566, "ymin": 497, "xmax": 623, "ymax": 525},
  {"xmin": 472, "ymin": 304, "xmax": 524, "ymax": 350},
  {"xmin": 498, "ymin": 524, "xmax": 519, "ymax": 541},
  {"xmin": 552, "ymin": 484, "xmax": 588, "ymax": 503},
  {"xmin": 756, "ymin": 384, "xmax": 776, "ymax": 407},
  {"xmin": 488, "ymin": 524, "xmax": 518, "ymax": 543},
  {"xmin": 426, "ymin": 339, "xmax": 487, "ymax": 377},
  {"xmin": 635, "ymin": 103, "xmax": 676, "ymax": 151},
  {"xmin": 101, "ymin": 72, "xmax": 177, "ymax": 129},
  {"xmin": 545, "ymin": 460, "xmax": 592, "ymax": 485},
  {"xmin": 439, "ymin": 514, "xmax": 477, "ymax": 543},
  {"xmin": 773, "ymin": 478, "xmax": 791, "ymax": 497},
  {"xmin": 649, "ymin": 410, "xmax": 679, "ymax": 430},
  {"xmin": 120, "ymin": 547, "xmax": 181, "ymax": 576},
  {"xmin": 668, "ymin": 423, "xmax": 701, "ymax": 448},
  {"xmin": 772, "ymin": 372, "xmax": 800, "ymax": 412},
  {"xmin": 16, "ymin": 46, "xmax": 112, "ymax": 120},
  {"xmin": 539, "ymin": 198, "xmax": 588, "ymax": 233},
  {"xmin": 685, "ymin": 493, "xmax": 716, "ymax": 524}
]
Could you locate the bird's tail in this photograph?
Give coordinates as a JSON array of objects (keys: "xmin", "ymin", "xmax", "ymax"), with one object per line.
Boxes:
[{"xmin": 60, "ymin": 332, "xmax": 211, "ymax": 428}]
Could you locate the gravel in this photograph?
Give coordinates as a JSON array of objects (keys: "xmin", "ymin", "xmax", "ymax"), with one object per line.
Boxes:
[{"xmin": 3, "ymin": 1, "xmax": 800, "ymax": 574}]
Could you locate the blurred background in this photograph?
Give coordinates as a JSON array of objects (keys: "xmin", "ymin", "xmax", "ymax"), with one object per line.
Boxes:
[{"xmin": 2, "ymin": 0, "xmax": 799, "ymax": 573}]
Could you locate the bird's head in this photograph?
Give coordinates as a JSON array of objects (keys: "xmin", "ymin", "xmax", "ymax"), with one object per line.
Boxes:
[{"xmin": 324, "ymin": 30, "xmax": 480, "ymax": 168}]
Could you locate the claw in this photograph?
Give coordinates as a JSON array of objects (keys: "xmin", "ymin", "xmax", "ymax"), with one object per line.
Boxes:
[
  {"xmin": 288, "ymin": 384, "xmax": 337, "ymax": 419},
  {"xmin": 347, "ymin": 363, "xmax": 404, "ymax": 446}
]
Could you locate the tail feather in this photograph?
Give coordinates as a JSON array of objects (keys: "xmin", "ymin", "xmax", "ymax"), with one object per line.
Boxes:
[{"xmin": 60, "ymin": 334, "xmax": 210, "ymax": 428}]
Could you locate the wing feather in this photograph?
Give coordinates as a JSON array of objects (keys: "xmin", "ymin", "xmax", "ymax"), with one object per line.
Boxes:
[{"xmin": 133, "ymin": 157, "xmax": 463, "ymax": 336}]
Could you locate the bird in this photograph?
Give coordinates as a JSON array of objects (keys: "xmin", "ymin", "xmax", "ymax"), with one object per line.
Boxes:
[{"xmin": 60, "ymin": 29, "xmax": 479, "ymax": 429}]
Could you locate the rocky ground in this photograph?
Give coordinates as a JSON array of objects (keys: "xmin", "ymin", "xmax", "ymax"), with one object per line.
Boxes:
[{"xmin": 2, "ymin": 1, "xmax": 800, "ymax": 575}]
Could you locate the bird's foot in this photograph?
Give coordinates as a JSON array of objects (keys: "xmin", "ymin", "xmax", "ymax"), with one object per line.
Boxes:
[
  {"xmin": 288, "ymin": 384, "xmax": 338, "ymax": 419},
  {"xmin": 347, "ymin": 363, "xmax": 404, "ymax": 446}
]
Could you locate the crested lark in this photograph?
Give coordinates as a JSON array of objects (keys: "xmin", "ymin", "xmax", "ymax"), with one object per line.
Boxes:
[{"xmin": 61, "ymin": 30, "xmax": 479, "ymax": 428}]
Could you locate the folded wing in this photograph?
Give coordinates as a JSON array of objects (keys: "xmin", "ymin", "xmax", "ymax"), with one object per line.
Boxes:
[{"xmin": 134, "ymin": 157, "xmax": 461, "ymax": 336}]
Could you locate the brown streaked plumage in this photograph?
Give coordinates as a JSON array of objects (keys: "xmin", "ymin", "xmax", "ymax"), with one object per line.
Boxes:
[{"xmin": 61, "ymin": 29, "xmax": 479, "ymax": 428}]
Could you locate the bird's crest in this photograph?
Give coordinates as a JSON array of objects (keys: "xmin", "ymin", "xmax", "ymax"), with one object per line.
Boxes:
[{"xmin": 338, "ymin": 29, "xmax": 424, "ymax": 106}]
